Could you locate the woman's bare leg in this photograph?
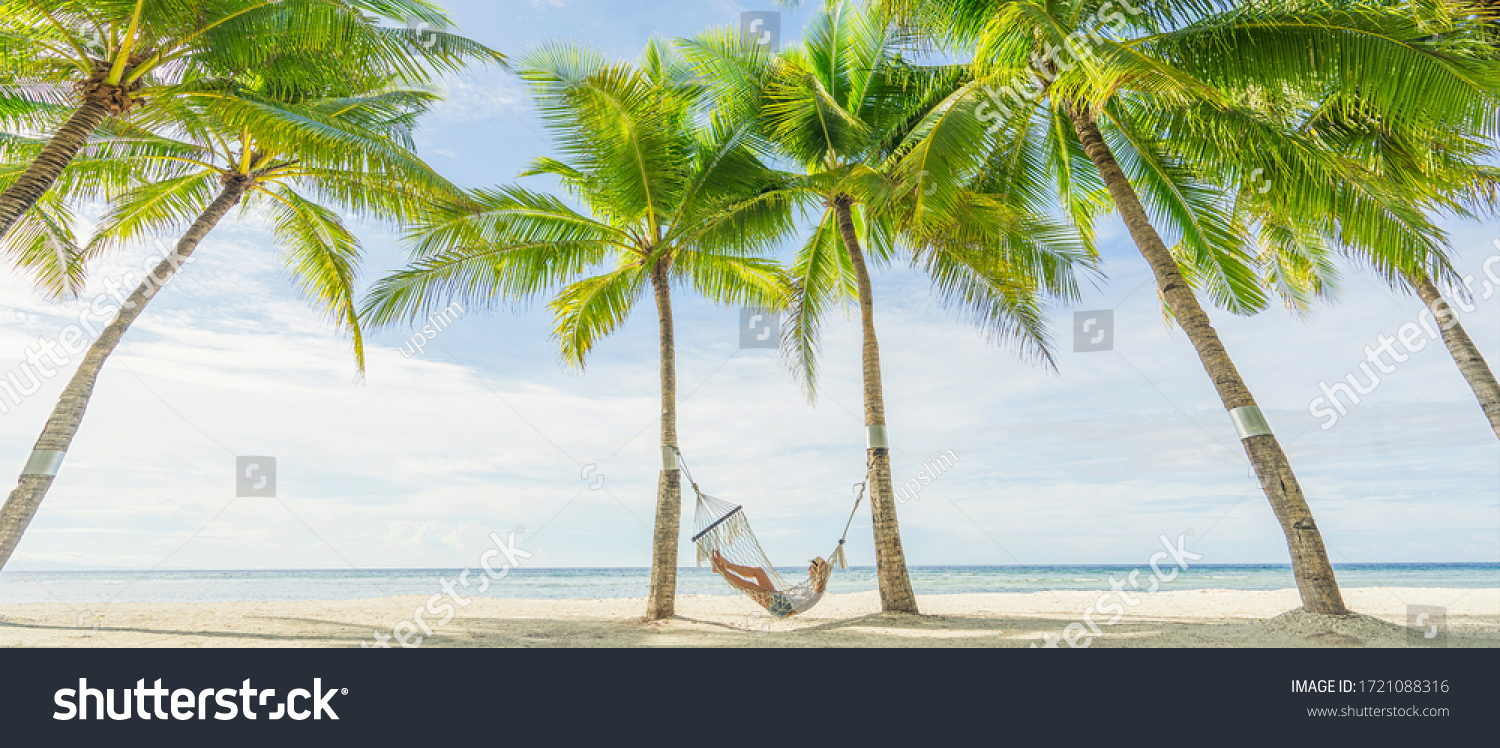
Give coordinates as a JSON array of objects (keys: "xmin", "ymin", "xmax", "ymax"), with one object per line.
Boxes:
[
  {"xmin": 738, "ymin": 567, "xmax": 774, "ymax": 591},
  {"xmin": 712, "ymin": 551, "xmax": 776, "ymax": 593},
  {"xmin": 714, "ymin": 552, "xmax": 772, "ymax": 581}
]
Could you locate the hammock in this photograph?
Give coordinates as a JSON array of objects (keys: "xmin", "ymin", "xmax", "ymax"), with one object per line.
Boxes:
[{"xmin": 675, "ymin": 448, "xmax": 864, "ymax": 618}]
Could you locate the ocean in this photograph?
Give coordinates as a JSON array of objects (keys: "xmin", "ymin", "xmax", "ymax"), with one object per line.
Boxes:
[{"xmin": 1, "ymin": 563, "xmax": 1495, "ymax": 604}]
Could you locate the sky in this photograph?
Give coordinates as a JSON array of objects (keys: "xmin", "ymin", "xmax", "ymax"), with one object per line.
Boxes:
[{"xmin": 0, "ymin": 0, "xmax": 1496, "ymax": 573}]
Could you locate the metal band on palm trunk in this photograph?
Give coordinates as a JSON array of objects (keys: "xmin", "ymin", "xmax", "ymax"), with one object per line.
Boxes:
[
  {"xmin": 21, "ymin": 450, "xmax": 65, "ymax": 476},
  {"xmin": 1228, "ymin": 406, "xmax": 1273, "ymax": 439},
  {"xmin": 866, "ymin": 424, "xmax": 888, "ymax": 449}
]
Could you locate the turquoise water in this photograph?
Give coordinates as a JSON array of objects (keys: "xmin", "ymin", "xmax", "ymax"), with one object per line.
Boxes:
[{"xmin": 0, "ymin": 564, "xmax": 1495, "ymax": 604}]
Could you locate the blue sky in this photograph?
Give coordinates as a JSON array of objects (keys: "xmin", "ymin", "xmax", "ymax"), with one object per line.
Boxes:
[{"xmin": 0, "ymin": 0, "xmax": 1496, "ymax": 572}]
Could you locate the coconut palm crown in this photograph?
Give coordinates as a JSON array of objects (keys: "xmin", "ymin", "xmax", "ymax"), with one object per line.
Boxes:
[{"xmin": 361, "ymin": 39, "xmax": 804, "ymax": 620}]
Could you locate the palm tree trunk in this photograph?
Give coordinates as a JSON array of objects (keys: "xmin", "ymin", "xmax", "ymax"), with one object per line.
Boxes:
[
  {"xmin": 833, "ymin": 195, "xmax": 920, "ymax": 615},
  {"xmin": 644, "ymin": 254, "xmax": 682, "ymax": 620},
  {"xmin": 1412, "ymin": 274, "xmax": 1500, "ymax": 439},
  {"xmin": 0, "ymin": 100, "xmax": 112, "ymax": 242},
  {"xmin": 0, "ymin": 178, "xmax": 248, "ymax": 571},
  {"xmin": 1066, "ymin": 106, "xmax": 1349, "ymax": 615}
]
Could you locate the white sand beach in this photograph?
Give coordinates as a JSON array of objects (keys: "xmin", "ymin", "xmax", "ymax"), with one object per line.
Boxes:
[{"xmin": 3, "ymin": 587, "xmax": 1496, "ymax": 648}]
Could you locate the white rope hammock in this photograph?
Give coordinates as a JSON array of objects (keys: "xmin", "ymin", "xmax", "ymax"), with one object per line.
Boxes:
[{"xmin": 676, "ymin": 448, "xmax": 864, "ymax": 618}]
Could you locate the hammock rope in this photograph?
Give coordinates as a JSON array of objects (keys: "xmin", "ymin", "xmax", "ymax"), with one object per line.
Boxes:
[{"xmin": 677, "ymin": 447, "xmax": 866, "ymax": 617}]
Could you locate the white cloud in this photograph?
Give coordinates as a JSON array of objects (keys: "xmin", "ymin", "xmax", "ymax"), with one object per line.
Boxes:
[{"xmin": 429, "ymin": 74, "xmax": 526, "ymax": 124}]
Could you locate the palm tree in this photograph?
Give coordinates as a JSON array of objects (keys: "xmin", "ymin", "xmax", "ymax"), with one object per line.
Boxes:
[
  {"xmin": 1222, "ymin": 83, "xmax": 1500, "ymax": 440},
  {"xmin": 0, "ymin": 132, "xmax": 90, "ymax": 296},
  {"xmin": 683, "ymin": 0, "xmax": 1090, "ymax": 614},
  {"xmin": 1410, "ymin": 277, "xmax": 1500, "ymax": 438},
  {"xmin": 1, "ymin": 61, "xmax": 149, "ymax": 298},
  {"xmin": 0, "ymin": 80, "xmax": 459, "ymax": 571},
  {"xmin": 360, "ymin": 40, "xmax": 800, "ymax": 621},
  {"xmin": 892, "ymin": 0, "xmax": 1500, "ymax": 614},
  {"xmin": 0, "ymin": 0, "xmax": 502, "ymax": 242},
  {"xmin": 1384, "ymin": 7, "xmax": 1500, "ymax": 439},
  {"xmin": 2, "ymin": 100, "xmax": 193, "ymax": 297}
]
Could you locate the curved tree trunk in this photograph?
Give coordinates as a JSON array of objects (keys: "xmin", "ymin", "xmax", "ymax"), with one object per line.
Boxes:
[
  {"xmin": 1067, "ymin": 106, "xmax": 1348, "ymax": 615},
  {"xmin": 833, "ymin": 195, "xmax": 920, "ymax": 615},
  {"xmin": 644, "ymin": 255, "xmax": 682, "ymax": 620},
  {"xmin": 1412, "ymin": 274, "xmax": 1500, "ymax": 439},
  {"xmin": 0, "ymin": 100, "xmax": 112, "ymax": 243},
  {"xmin": 0, "ymin": 179, "xmax": 247, "ymax": 571}
]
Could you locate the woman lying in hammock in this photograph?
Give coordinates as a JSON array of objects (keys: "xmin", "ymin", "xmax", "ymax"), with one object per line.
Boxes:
[{"xmin": 711, "ymin": 551, "xmax": 832, "ymax": 618}]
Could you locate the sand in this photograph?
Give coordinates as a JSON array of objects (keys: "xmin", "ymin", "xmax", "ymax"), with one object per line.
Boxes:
[{"xmin": 1, "ymin": 587, "xmax": 1496, "ymax": 648}]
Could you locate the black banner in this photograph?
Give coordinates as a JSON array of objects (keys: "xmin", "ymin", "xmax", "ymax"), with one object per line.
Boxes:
[{"xmin": 2, "ymin": 647, "xmax": 1491, "ymax": 743}]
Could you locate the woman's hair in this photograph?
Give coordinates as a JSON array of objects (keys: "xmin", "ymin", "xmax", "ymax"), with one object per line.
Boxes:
[{"xmin": 809, "ymin": 557, "xmax": 831, "ymax": 592}]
